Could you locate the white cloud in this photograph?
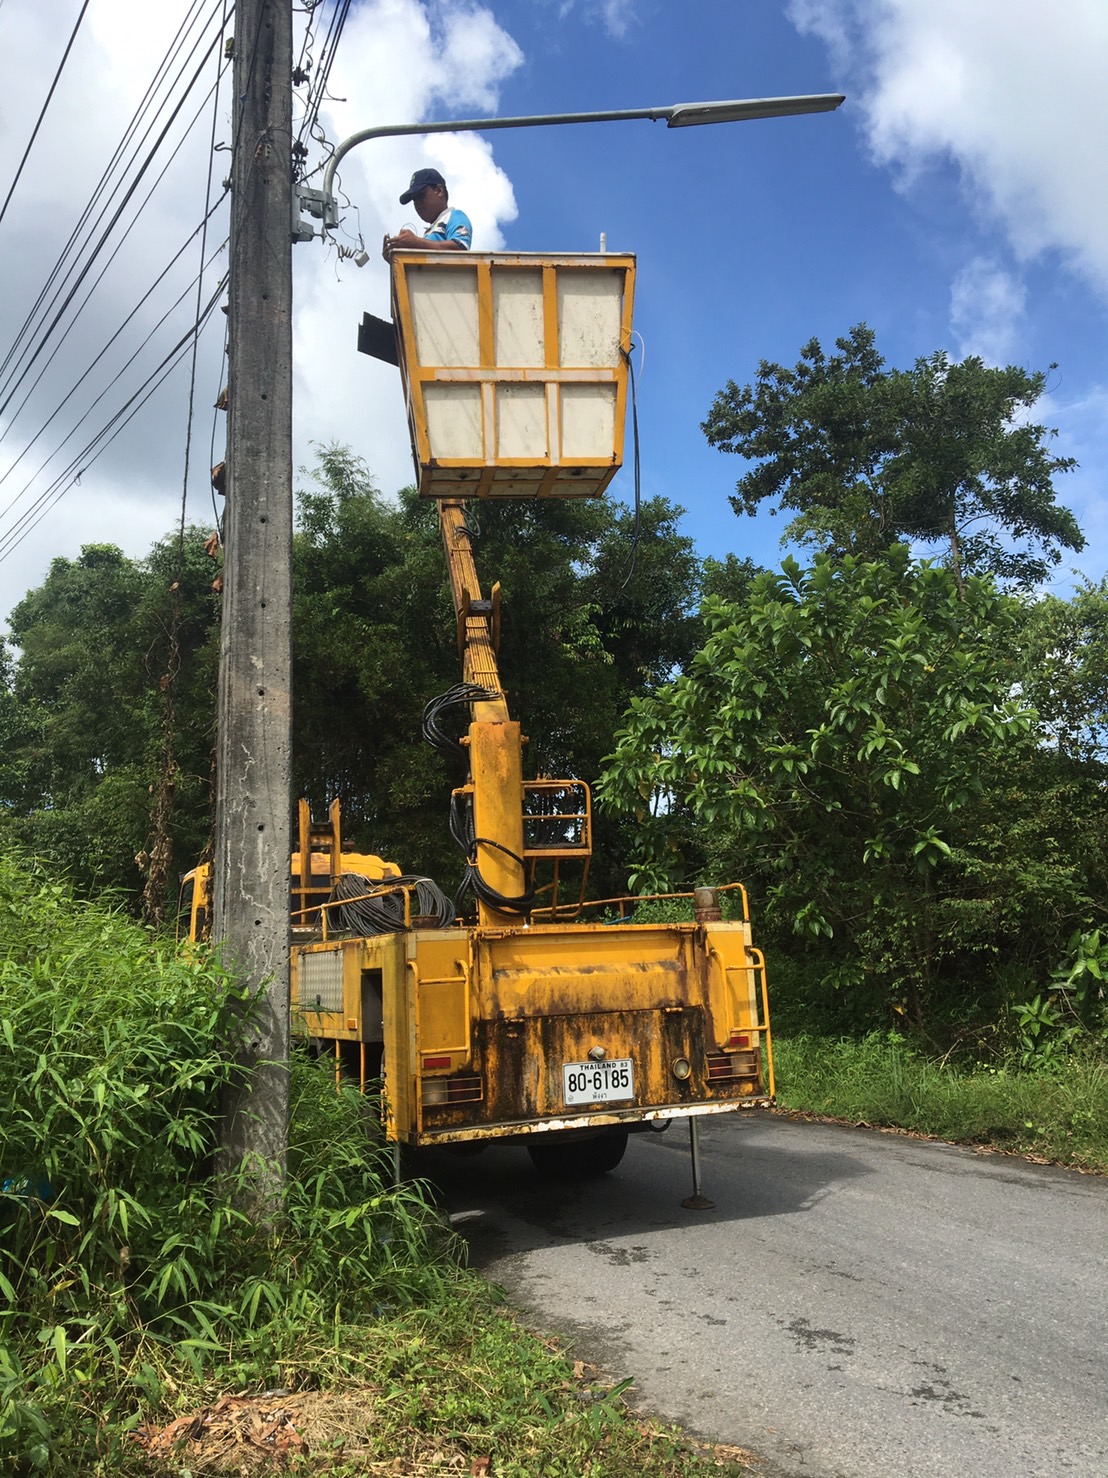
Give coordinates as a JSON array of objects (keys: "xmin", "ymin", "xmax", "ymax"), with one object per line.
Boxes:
[
  {"xmin": 788, "ymin": 0, "xmax": 1108, "ymax": 583},
  {"xmin": 292, "ymin": 0, "xmax": 522, "ymax": 504},
  {"xmin": 433, "ymin": 4, "xmax": 525, "ymax": 109},
  {"xmin": 788, "ymin": 0, "xmax": 1108, "ymax": 295},
  {"xmin": 554, "ymin": 0, "xmax": 639, "ymax": 40},
  {"xmin": 0, "ymin": 0, "xmax": 523, "ymax": 624},
  {"xmin": 598, "ymin": 0, "xmax": 637, "ymax": 38},
  {"xmin": 949, "ymin": 258, "xmax": 1027, "ymax": 365}
]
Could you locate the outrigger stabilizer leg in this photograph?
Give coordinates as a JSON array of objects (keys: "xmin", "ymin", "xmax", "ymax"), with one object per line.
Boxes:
[{"xmin": 680, "ymin": 1116, "xmax": 716, "ymax": 1211}]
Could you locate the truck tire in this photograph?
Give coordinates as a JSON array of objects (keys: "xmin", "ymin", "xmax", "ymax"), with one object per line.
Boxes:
[{"xmin": 527, "ymin": 1127, "xmax": 629, "ymax": 1179}]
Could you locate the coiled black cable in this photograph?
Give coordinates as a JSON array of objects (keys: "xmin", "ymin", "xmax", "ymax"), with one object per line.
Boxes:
[
  {"xmin": 424, "ymin": 685, "xmax": 533, "ymax": 918},
  {"xmin": 329, "ymin": 872, "xmax": 455, "ymax": 934}
]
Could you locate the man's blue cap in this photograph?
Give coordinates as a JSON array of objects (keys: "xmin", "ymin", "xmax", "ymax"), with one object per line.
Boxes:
[{"xmin": 400, "ymin": 168, "xmax": 445, "ymax": 204}]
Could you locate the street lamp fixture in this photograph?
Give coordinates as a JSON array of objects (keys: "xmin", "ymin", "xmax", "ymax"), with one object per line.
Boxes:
[
  {"xmin": 296, "ymin": 93, "xmax": 845, "ymax": 240},
  {"xmin": 666, "ymin": 95, "xmax": 845, "ymax": 126}
]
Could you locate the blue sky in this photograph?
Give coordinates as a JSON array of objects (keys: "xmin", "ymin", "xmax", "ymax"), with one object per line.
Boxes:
[{"xmin": 1, "ymin": 0, "xmax": 1106, "ymax": 623}]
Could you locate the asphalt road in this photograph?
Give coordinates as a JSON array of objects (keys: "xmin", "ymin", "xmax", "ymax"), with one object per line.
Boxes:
[{"xmin": 421, "ymin": 1114, "xmax": 1108, "ymax": 1477}]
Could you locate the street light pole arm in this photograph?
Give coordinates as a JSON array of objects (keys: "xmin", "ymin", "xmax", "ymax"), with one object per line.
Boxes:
[
  {"xmin": 321, "ymin": 108, "xmax": 670, "ymax": 212},
  {"xmin": 315, "ymin": 93, "xmax": 845, "ymax": 235}
]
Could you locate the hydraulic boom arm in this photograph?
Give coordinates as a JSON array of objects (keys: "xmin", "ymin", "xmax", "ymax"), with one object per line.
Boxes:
[{"xmin": 438, "ymin": 500, "xmax": 529, "ymax": 926}]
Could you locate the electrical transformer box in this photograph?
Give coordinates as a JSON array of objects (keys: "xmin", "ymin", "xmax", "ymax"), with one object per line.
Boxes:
[{"xmin": 389, "ymin": 251, "xmax": 636, "ymax": 499}]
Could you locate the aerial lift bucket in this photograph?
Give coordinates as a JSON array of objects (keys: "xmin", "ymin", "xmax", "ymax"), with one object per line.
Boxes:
[{"xmin": 366, "ymin": 251, "xmax": 636, "ymax": 500}]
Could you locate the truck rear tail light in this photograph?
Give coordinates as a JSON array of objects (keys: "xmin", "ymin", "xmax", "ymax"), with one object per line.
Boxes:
[
  {"xmin": 708, "ymin": 1049, "xmax": 760, "ymax": 1082},
  {"xmin": 447, "ymin": 1074, "xmax": 483, "ymax": 1104},
  {"xmin": 421, "ymin": 1072, "xmax": 483, "ymax": 1107},
  {"xmin": 727, "ymin": 1033, "xmax": 750, "ymax": 1049}
]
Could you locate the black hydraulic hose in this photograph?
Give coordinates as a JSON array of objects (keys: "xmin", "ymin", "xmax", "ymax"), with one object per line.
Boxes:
[
  {"xmin": 421, "ymin": 682, "xmax": 499, "ymax": 762},
  {"xmin": 449, "ymin": 790, "xmax": 535, "ymax": 918}
]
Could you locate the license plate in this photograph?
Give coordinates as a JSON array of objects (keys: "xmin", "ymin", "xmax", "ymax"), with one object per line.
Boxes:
[{"xmin": 563, "ymin": 1058, "xmax": 635, "ymax": 1106}]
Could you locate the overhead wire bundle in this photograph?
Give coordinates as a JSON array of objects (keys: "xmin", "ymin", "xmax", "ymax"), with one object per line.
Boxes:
[
  {"xmin": 292, "ymin": 0, "xmax": 353, "ymax": 177},
  {"xmin": 0, "ymin": 0, "xmax": 365, "ymax": 573},
  {"xmin": 0, "ymin": 0, "xmax": 235, "ymax": 568}
]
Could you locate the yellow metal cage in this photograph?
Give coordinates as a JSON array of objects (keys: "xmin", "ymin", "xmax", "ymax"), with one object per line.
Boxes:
[{"xmin": 390, "ymin": 251, "xmax": 636, "ymax": 499}]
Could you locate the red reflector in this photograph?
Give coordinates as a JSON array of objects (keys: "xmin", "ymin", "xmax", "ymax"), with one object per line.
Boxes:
[
  {"xmin": 707, "ymin": 1055, "xmax": 731, "ymax": 1079},
  {"xmin": 728, "ymin": 1033, "xmax": 750, "ymax": 1049},
  {"xmin": 423, "ymin": 1055, "xmax": 451, "ymax": 1071}
]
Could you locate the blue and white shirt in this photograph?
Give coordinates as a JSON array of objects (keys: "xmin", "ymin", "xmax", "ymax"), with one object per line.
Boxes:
[{"xmin": 425, "ymin": 206, "xmax": 472, "ymax": 250}]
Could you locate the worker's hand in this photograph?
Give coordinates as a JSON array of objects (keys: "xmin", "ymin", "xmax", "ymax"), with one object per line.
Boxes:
[
  {"xmin": 381, "ymin": 232, "xmax": 392, "ymax": 262},
  {"xmin": 389, "ymin": 228, "xmax": 424, "ymax": 249}
]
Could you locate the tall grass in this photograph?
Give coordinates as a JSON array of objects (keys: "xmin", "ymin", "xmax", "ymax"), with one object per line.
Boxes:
[
  {"xmin": 0, "ymin": 850, "xmax": 460, "ymax": 1471},
  {"xmin": 774, "ymin": 1032, "xmax": 1108, "ymax": 1169},
  {"xmin": 0, "ymin": 850, "xmax": 753, "ymax": 1478}
]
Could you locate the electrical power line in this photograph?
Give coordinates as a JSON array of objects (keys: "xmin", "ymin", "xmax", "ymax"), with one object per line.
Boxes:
[
  {"xmin": 0, "ymin": 0, "xmax": 220, "ymax": 392},
  {"xmin": 0, "ymin": 21, "xmax": 228, "ymax": 431},
  {"xmin": 0, "ymin": 277, "xmax": 227, "ymax": 566},
  {"xmin": 293, "ymin": 0, "xmax": 352, "ymax": 171},
  {"xmin": 0, "ymin": 88, "xmax": 231, "ymax": 480},
  {"xmin": 0, "ymin": 223, "xmax": 228, "ymax": 527},
  {"xmin": 176, "ymin": 0, "xmax": 232, "ymax": 561},
  {"xmin": 0, "ymin": 3, "xmax": 237, "ymax": 564},
  {"xmin": 0, "ymin": 0, "xmax": 92, "ymax": 233},
  {"xmin": 0, "ymin": 0, "xmax": 330, "ymax": 573},
  {"xmin": 0, "ymin": 0, "xmax": 229, "ymax": 410}
]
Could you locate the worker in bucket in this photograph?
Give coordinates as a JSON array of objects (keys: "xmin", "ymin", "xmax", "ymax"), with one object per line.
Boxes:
[{"xmin": 382, "ymin": 168, "xmax": 472, "ymax": 256}]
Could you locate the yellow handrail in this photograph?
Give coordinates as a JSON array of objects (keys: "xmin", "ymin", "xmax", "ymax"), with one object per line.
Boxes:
[
  {"xmin": 530, "ymin": 880, "xmax": 750, "ymax": 923},
  {"xmin": 749, "ymin": 947, "xmax": 774, "ymax": 1099}
]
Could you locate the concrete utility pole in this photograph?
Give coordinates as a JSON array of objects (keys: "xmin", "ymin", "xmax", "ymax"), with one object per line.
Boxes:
[{"xmin": 213, "ymin": 0, "xmax": 294, "ymax": 1214}]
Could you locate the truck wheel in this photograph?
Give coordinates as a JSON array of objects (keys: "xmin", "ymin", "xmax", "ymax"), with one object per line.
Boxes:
[{"xmin": 527, "ymin": 1127, "xmax": 629, "ymax": 1179}]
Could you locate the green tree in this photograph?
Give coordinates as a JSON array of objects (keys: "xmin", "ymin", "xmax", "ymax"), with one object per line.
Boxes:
[
  {"xmin": 597, "ymin": 548, "xmax": 1087, "ymax": 1026},
  {"xmin": 1, "ymin": 537, "xmax": 220, "ymax": 905},
  {"xmin": 700, "ymin": 552, "xmax": 764, "ymax": 605},
  {"xmin": 291, "ymin": 447, "xmax": 451, "ymax": 873},
  {"xmin": 0, "ymin": 636, "xmax": 34, "ymax": 808},
  {"xmin": 292, "ymin": 445, "xmax": 704, "ymax": 893},
  {"xmin": 2, "ymin": 447, "xmax": 705, "ymax": 910},
  {"xmin": 702, "ymin": 324, "xmax": 1082, "ymax": 590},
  {"xmin": 1019, "ymin": 578, "xmax": 1108, "ymax": 766}
]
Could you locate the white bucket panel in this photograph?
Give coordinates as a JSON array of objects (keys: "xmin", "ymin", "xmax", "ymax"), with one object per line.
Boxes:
[
  {"xmin": 560, "ymin": 382, "xmax": 616, "ymax": 459},
  {"xmin": 558, "ymin": 272, "xmax": 623, "ymax": 368},
  {"xmin": 424, "ymin": 471, "xmax": 484, "ymax": 495},
  {"xmin": 490, "ymin": 471, "xmax": 548, "ymax": 496},
  {"xmin": 410, "ymin": 267, "xmax": 480, "ymax": 367},
  {"xmin": 424, "ymin": 383, "xmax": 484, "ymax": 459},
  {"xmin": 496, "ymin": 384, "xmax": 549, "ymax": 459},
  {"xmin": 493, "ymin": 270, "xmax": 545, "ymax": 368}
]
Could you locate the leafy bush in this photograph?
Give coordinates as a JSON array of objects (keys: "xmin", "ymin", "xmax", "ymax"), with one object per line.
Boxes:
[
  {"xmin": 1011, "ymin": 928, "xmax": 1108, "ymax": 1069},
  {"xmin": 0, "ymin": 848, "xmax": 458, "ymax": 1472}
]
